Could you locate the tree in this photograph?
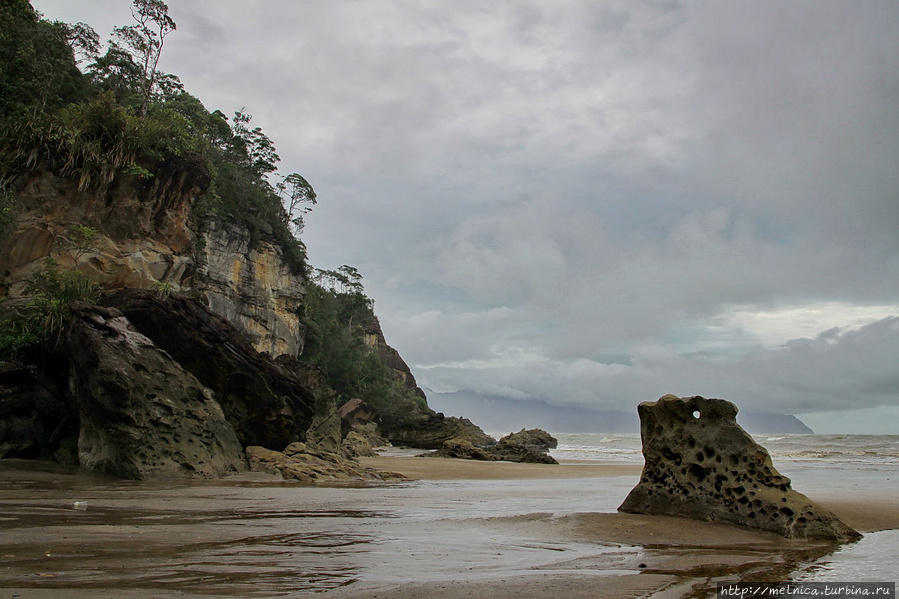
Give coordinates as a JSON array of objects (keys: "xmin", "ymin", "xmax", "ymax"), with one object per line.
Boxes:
[
  {"xmin": 110, "ymin": 0, "xmax": 176, "ymax": 117},
  {"xmin": 0, "ymin": 1, "xmax": 87, "ymax": 117},
  {"xmin": 230, "ymin": 110, "xmax": 280, "ymax": 177},
  {"xmin": 276, "ymin": 172, "xmax": 317, "ymax": 235}
]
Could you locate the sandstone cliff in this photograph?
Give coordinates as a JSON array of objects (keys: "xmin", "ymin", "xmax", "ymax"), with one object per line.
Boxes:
[
  {"xmin": 1, "ymin": 163, "xmax": 304, "ymax": 360},
  {"xmin": 0, "ymin": 161, "xmax": 490, "ymax": 477}
]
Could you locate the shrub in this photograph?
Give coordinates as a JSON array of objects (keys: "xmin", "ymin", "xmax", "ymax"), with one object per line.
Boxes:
[{"xmin": 0, "ymin": 258, "xmax": 100, "ymax": 353}]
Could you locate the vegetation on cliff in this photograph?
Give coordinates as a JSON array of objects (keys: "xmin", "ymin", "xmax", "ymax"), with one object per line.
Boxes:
[
  {"xmin": 0, "ymin": 0, "xmax": 313, "ymax": 274},
  {"xmin": 1, "ymin": 1, "xmax": 440, "ymax": 437},
  {"xmin": 302, "ymin": 266, "xmax": 428, "ymax": 421}
]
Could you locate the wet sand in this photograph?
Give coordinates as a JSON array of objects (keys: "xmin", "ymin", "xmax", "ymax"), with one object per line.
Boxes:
[{"xmin": 1, "ymin": 456, "xmax": 896, "ymax": 599}]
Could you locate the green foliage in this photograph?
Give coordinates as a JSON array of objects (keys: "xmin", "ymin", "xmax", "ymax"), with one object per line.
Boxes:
[
  {"xmin": 150, "ymin": 279, "xmax": 177, "ymax": 298},
  {"xmin": 66, "ymin": 223, "xmax": 98, "ymax": 261},
  {"xmin": 301, "ymin": 268, "xmax": 426, "ymax": 420},
  {"xmin": 195, "ymin": 109, "xmax": 310, "ymax": 274},
  {"xmin": 0, "ymin": 90, "xmax": 201, "ymax": 189},
  {"xmin": 0, "ymin": 258, "xmax": 99, "ymax": 353},
  {"xmin": 1, "ymin": 3, "xmax": 316, "ymax": 277},
  {"xmin": 0, "ymin": 1, "xmax": 89, "ymax": 118},
  {"xmin": 0, "ymin": 185, "xmax": 15, "ymax": 240}
]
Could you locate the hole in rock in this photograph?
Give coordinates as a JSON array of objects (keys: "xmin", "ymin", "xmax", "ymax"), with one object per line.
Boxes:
[{"xmin": 692, "ymin": 410, "xmax": 701, "ymax": 419}]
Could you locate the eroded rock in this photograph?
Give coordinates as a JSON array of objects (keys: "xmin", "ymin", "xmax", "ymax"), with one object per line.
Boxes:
[
  {"xmin": 103, "ymin": 289, "xmax": 315, "ymax": 449},
  {"xmin": 618, "ymin": 395, "xmax": 860, "ymax": 541},
  {"xmin": 430, "ymin": 428, "xmax": 559, "ymax": 464},
  {"xmin": 67, "ymin": 305, "xmax": 246, "ymax": 479},
  {"xmin": 385, "ymin": 412, "xmax": 495, "ymax": 450},
  {"xmin": 245, "ymin": 444, "xmax": 404, "ymax": 483}
]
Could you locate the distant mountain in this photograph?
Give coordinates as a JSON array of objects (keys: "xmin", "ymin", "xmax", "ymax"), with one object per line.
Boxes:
[
  {"xmin": 735, "ymin": 412, "xmax": 814, "ymax": 434},
  {"xmin": 427, "ymin": 390, "xmax": 814, "ymax": 435},
  {"xmin": 427, "ymin": 390, "xmax": 639, "ymax": 435}
]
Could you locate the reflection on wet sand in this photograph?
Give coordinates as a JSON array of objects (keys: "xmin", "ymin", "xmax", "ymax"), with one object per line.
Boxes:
[{"xmin": 0, "ymin": 459, "xmax": 863, "ymax": 599}]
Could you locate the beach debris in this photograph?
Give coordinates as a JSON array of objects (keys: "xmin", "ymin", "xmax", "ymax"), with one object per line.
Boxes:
[
  {"xmin": 428, "ymin": 428, "xmax": 559, "ymax": 464},
  {"xmin": 618, "ymin": 394, "xmax": 861, "ymax": 542}
]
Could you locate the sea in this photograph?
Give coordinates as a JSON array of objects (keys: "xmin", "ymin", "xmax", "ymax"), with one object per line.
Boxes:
[{"xmin": 548, "ymin": 432, "xmax": 899, "ymax": 583}]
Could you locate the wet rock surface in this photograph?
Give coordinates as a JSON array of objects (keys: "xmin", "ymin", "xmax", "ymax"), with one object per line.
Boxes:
[
  {"xmin": 385, "ymin": 412, "xmax": 495, "ymax": 450},
  {"xmin": 430, "ymin": 428, "xmax": 559, "ymax": 464},
  {"xmin": 618, "ymin": 394, "xmax": 861, "ymax": 541},
  {"xmin": 246, "ymin": 443, "xmax": 404, "ymax": 483},
  {"xmin": 67, "ymin": 305, "xmax": 246, "ymax": 479}
]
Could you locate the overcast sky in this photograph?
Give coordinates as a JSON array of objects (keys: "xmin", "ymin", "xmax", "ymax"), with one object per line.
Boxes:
[{"xmin": 33, "ymin": 1, "xmax": 899, "ymax": 433}]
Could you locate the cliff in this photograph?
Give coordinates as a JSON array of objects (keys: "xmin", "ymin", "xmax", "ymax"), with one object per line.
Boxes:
[
  {"xmin": 0, "ymin": 163, "xmax": 489, "ymax": 477},
  {"xmin": 1, "ymin": 161, "xmax": 304, "ymax": 360}
]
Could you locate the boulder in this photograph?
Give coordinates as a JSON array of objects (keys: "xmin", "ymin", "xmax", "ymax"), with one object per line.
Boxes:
[
  {"xmin": 618, "ymin": 395, "xmax": 861, "ymax": 542},
  {"xmin": 339, "ymin": 398, "xmax": 377, "ymax": 426},
  {"xmin": 497, "ymin": 428, "xmax": 558, "ymax": 450},
  {"xmin": 384, "ymin": 412, "xmax": 495, "ymax": 450},
  {"xmin": 430, "ymin": 429, "xmax": 559, "ymax": 464},
  {"xmin": 66, "ymin": 305, "xmax": 246, "ymax": 479},
  {"xmin": 341, "ymin": 431, "xmax": 376, "ymax": 458},
  {"xmin": 491, "ymin": 428, "xmax": 559, "ymax": 464},
  {"xmin": 245, "ymin": 444, "xmax": 404, "ymax": 483},
  {"xmin": 430, "ymin": 438, "xmax": 495, "ymax": 461},
  {"xmin": 102, "ymin": 289, "xmax": 315, "ymax": 449}
]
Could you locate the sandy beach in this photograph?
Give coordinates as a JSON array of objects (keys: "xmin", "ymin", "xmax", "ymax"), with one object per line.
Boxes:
[{"xmin": 1, "ymin": 455, "xmax": 896, "ymax": 599}]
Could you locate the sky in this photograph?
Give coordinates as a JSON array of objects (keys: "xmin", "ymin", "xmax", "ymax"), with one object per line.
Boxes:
[{"xmin": 32, "ymin": 1, "xmax": 899, "ymax": 433}]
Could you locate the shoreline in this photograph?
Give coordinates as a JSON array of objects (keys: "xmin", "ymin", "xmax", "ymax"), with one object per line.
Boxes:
[
  {"xmin": 1, "ymin": 456, "xmax": 896, "ymax": 599},
  {"xmin": 361, "ymin": 454, "xmax": 899, "ymax": 534}
]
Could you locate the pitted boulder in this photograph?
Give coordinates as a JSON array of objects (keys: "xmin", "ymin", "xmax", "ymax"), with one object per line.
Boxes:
[{"xmin": 618, "ymin": 395, "xmax": 860, "ymax": 542}]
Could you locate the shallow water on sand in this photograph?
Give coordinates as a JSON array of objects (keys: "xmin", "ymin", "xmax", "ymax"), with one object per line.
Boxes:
[
  {"xmin": 795, "ymin": 529, "xmax": 899, "ymax": 582},
  {"xmin": 0, "ymin": 463, "xmax": 644, "ymax": 596}
]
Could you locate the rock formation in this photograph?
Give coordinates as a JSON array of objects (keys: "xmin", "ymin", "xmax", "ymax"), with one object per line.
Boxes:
[
  {"xmin": 0, "ymin": 164, "xmax": 496, "ymax": 478},
  {"xmin": 66, "ymin": 304, "xmax": 246, "ymax": 479},
  {"xmin": 385, "ymin": 412, "xmax": 495, "ymax": 450},
  {"xmin": 338, "ymin": 399, "xmax": 389, "ymax": 458},
  {"xmin": 0, "ymin": 158, "xmax": 206, "ymax": 298},
  {"xmin": 102, "ymin": 289, "xmax": 315, "ymax": 449},
  {"xmin": 246, "ymin": 443, "xmax": 403, "ymax": 483},
  {"xmin": 430, "ymin": 428, "xmax": 559, "ymax": 464},
  {"xmin": 618, "ymin": 395, "xmax": 860, "ymax": 542},
  {"xmin": 196, "ymin": 217, "xmax": 305, "ymax": 358}
]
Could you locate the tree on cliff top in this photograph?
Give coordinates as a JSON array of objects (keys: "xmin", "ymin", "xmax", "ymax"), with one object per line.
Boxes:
[
  {"xmin": 107, "ymin": 0, "xmax": 176, "ymax": 117},
  {"xmin": 0, "ymin": 1, "xmax": 90, "ymax": 117},
  {"xmin": 1, "ymin": 1, "xmax": 318, "ymax": 276}
]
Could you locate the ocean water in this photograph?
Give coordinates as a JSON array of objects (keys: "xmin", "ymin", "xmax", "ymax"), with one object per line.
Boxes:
[
  {"xmin": 549, "ymin": 432, "xmax": 899, "ymax": 584},
  {"xmin": 549, "ymin": 432, "xmax": 899, "ymax": 469}
]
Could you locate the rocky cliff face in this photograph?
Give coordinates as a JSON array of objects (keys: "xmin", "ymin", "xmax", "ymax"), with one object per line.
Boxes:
[
  {"xmin": 196, "ymin": 218, "xmax": 305, "ymax": 358},
  {"xmin": 0, "ymin": 165, "xmax": 304, "ymax": 360},
  {"xmin": 0, "ymin": 157, "xmax": 205, "ymax": 297},
  {"xmin": 1, "ymin": 160, "xmax": 492, "ymax": 477}
]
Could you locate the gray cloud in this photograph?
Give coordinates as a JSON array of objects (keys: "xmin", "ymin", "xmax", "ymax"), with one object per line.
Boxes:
[{"xmin": 32, "ymin": 0, "xmax": 899, "ymax": 429}]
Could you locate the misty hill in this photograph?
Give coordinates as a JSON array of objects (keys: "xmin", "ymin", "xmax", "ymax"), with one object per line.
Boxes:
[{"xmin": 427, "ymin": 390, "xmax": 814, "ymax": 435}]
